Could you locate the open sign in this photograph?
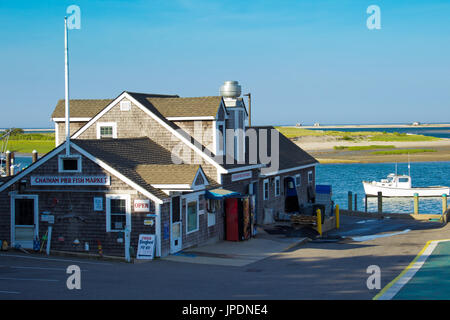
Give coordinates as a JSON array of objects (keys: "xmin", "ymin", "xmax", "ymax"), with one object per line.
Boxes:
[{"xmin": 134, "ymin": 200, "xmax": 150, "ymax": 212}]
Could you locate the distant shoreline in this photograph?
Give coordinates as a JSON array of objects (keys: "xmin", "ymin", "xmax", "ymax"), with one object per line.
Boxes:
[{"xmin": 290, "ymin": 123, "xmax": 450, "ymax": 129}]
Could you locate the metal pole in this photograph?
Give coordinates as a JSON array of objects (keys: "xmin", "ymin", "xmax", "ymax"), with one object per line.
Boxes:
[
  {"xmin": 316, "ymin": 209, "xmax": 322, "ymax": 236},
  {"xmin": 64, "ymin": 17, "xmax": 71, "ymax": 156}
]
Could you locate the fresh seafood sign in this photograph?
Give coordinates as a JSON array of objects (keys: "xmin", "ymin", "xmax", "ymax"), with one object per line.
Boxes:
[
  {"xmin": 30, "ymin": 175, "xmax": 110, "ymax": 186},
  {"xmin": 136, "ymin": 234, "xmax": 155, "ymax": 260}
]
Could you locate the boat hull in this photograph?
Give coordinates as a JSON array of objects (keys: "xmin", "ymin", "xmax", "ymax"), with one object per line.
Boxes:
[{"xmin": 363, "ymin": 182, "xmax": 450, "ymax": 197}]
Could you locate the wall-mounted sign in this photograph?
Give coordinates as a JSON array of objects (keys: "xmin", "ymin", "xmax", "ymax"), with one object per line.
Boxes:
[
  {"xmin": 136, "ymin": 234, "xmax": 155, "ymax": 260},
  {"xmin": 41, "ymin": 214, "xmax": 54, "ymax": 224},
  {"xmin": 144, "ymin": 219, "xmax": 154, "ymax": 226},
  {"xmin": 93, "ymin": 197, "xmax": 103, "ymax": 211},
  {"xmin": 134, "ymin": 200, "xmax": 150, "ymax": 212},
  {"xmin": 231, "ymin": 170, "xmax": 252, "ymax": 182},
  {"xmin": 31, "ymin": 175, "xmax": 110, "ymax": 186}
]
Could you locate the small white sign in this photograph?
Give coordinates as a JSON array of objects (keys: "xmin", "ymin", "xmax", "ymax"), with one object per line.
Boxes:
[
  {"xmin": 134, "ymin": 200, "xmax": 150, "ymax": 212},
  {"xmin": 41, "ymin": 214, "xmax": 55, "ymax": 224},
  {"xmin": 136, "ymin": 234, "xmax": 156, "ymax": 260},
  {"xmin": 31, "ymin": 175, "xmax": 110, "ymax": 186},
  {"xmin": 231, "ymin": 170, "xmax": 252, "ymax": 182},
  {"xmin": 93, "ymin": 197, "xmax": 103, "ymax": 211}
]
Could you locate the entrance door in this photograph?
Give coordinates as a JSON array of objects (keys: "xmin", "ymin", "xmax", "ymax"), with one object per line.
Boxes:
[
  {"xmin": 12, "ymin": 195, "xmax": 38, "ymax": 249},
  {"xmin": 170, "ymin": 196, "xmax": 182, "ymax": 253}
]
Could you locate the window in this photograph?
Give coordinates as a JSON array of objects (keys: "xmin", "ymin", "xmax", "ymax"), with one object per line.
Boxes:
[
  {"xmin": 120, "ymin": 101, "xmax": 131, "ymax": 111},
  {"xmin": 106, "ymin": 195, "xmax": 130, "ymax": 232},
  {"xmin": 295, "ymin": 174, "xmax": 301, "ymax": 187},
  {"xmin": 275, "ymin": 176, "xmax": 281, "ymax": 197},
  {"xmin": 58, "ymin": 155, "xmax": 81, "ymax": 173},
  {"xmin": 308, "ymin": 171, "xmax": 313, "ymax": 184},
  {"xmin": 263, "ymin": 179, "xmax": 269, "ymax": 200},
  {"xmin": 97, "ymin": 122, "xmax": 117, "ymax": 139},
  {"xmin": 399, "ymin": 178, "xmax": 409, "ymax": 183},
  {"xmin": 198, "ymin": 195, "xmax": 205, "ymax": 212},
  {"xmin": 187, "ymin": 201, "xmax": 198, "ymax": 234}
]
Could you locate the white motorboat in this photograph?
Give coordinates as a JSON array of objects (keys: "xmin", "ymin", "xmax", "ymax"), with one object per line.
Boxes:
[{"xmin": 363, "ymin": 173, "xmax": 450, "ymax": 197}]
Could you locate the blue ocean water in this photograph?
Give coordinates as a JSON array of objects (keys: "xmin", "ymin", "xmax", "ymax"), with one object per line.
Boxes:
[
  {"xmin": 316, "ymin": 162, "xmax": 450, "ymax": 214},
  {"xmin": 308, "ymin": 126, "xmax": 450, "ymax": 139}
]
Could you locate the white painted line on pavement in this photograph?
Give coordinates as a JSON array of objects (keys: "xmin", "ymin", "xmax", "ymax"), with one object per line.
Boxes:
[
  {"xmin": 351, "ymin": 229, "xmax": 411, "ymax": 242},
  {"xmin": 0, "ymin": 277, "xmax": 59, "ymax": 282},
  {"xmin": 0, "ymin": 253, "xmax": 111, "ymax": 265},
  {"xmin": 0, "ymin": 265, "xmax": 87, "ymax": 271},
  {"xmin": 374, "ymin": 239, "xmax": 450, "ymax": 300},
  {"xmin": 0, "ymin": 290, "xmax": 20, "ymax": 294}
]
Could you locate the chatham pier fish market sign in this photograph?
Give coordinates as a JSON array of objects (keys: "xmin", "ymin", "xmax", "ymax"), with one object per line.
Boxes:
[{"xmin": 31, "ymin": 175, "xmax": 110, "ymax": 186}]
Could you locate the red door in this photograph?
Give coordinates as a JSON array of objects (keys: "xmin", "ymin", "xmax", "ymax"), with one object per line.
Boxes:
[{"xmin": 225, "ymin": 198, "xmax": 239, "ymax": 241}]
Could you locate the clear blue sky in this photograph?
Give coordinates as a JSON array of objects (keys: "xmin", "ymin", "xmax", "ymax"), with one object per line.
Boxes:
[{"xmin": 1, "ymin": 0, "xmax": 449, "ymax": 128}]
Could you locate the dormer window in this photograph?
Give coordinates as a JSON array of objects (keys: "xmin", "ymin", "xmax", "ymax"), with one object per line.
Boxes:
[
  {"xmin": 58, "ymin": 154, "xmax": 82, "ymax": 173},
  {"xmin": 97, "ymin": 122, "xmax": 117, "ymax": 139}
]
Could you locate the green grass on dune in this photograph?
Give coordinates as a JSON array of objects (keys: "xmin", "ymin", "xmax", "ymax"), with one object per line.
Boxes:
[
  {"xmin": 334, "ymin": 145, "xmax": 395, "ymax": 151},
  {"xmin": 5, "ymin": 140, "xmax": 55, "ymax": 154},
  {"xmin": 371, "ymin": 149, "xmax": 437, "ymax": 155},
  {"xmin": 275, "ymin": 126, "xmax": 440, "ymax": 142}
]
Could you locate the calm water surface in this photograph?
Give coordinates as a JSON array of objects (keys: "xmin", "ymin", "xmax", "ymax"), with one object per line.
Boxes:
[{"xmin": 316, "ymin": 162, "xmax": 450, "ymax": 214}]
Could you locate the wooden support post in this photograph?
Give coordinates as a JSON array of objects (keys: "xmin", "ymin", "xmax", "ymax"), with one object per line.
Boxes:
[
  {"xmin": 316, "ymin": 209, "xmax": 322, "ymax": 236},
  {"xmin": 365, "ymin": 194, "xmax": 368, "ymax": 213},
  {"xmin": 335, "ymin": 204, "xmax": 340, "ymax": 229},
  {"xmin": 32, "ymin": 150, "xmax": 38, "ymax": 163},
  {"xmin": 348, "ymin": 191, "xmax": 353, "ymax": 212},
  {"xmin": 377, "ymin": 192, "xmax": 382, "ymax": 213},
  {"xmin": 442, "ymin": 194, "xmax": 447, "ymax": 215},
  {"xmin": 5, "ymin": 150, "xmax": 11, "ymax": 176},
  {"xmin": 354, "ymin": 194, "xmax": 358, "ymax": 212},
  {"xmin": 414, "ymin": 193, "xmax": 419, "ymax": 214}
]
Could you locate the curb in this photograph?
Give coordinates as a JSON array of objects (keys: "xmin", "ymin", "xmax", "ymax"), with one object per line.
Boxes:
[{"xmin": 283, "ymin": 237, "xmax": 311, "ymax": 251}]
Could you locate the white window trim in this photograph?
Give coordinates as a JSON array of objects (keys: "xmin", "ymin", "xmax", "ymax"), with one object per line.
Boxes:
[
  {"xmin": 185, "ymin": 196, "xmax": 200, "ymax": 235},
  {"xmin": 214, "ymin": 121, "xmax": 226, "ymax": 156},
  {"xmin": 295, "ymin": 174, "xmax": 301, "ymax": 187},
  {"xmin": 106, "ymin": 194, "xmax": 131, "ymax": 233},
  {"xmin": 275, "ymin": 176, "xmax": 281, "ymax": 197},
  {"xmin": 58, "ymin": 154, "xmax": 82, "ymax": 173},
  {"xmin": 308, "ymin": 171, "xmax": 313, "ymax": 184},
  {"xmin": 263, "ymin": 179, "xmax": 269, "ymax": 201},
  {"xmin": 96, "ymin": 122, "xmax": 117, "ymax": 139}
]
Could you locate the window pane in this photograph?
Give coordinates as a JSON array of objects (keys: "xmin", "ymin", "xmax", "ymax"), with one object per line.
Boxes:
[
  {"xmin": 15, "ymin": 199, "xmax": 34, "ymax": 225},
  {"xmin": 111, "ymin": 199, "xmax": 126, "ymax": 213},
  {"xmin": 187, "ymin": 201, "xmax": 197, "ymax": 232},
  {"xmin": 111, "ymin": 213, "xmax": 126, "ymax": 230},
  {"xmin": 63, "ymin": 159, "xmax": 78, "ymax": 171},
  {"xmin": 100, "ymin": 126, "xmax": 113, "ymax": 138}
]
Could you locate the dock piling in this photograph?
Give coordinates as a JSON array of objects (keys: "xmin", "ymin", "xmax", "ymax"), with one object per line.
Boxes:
[
  {"xmin": 316, "ymin": 209, "xmax": 322, "ymax": 237},
  {"xmin": 414, "ymin": 193, "xmax": 419, "ymax": 214},
  {"xmin": 5, "ymin": 151, "xmax": 11, "ymax": 176},
  {"xmin": 32, "ymin": 150, "xmax": 38, "ymax": 163},
  {"xmin": 377, "ymin": 192, "xmax": 382, "ymax": 213},
  {"xmin": 348, "ymin": 191, "xmax": 353, "ymax": 212},
  {"xmin": 365, "ymin": 195, "xmax": 368, "ymax": 213},
  {"xmin": 335, "ymin": 205, "xmax": 340, "ymax": 229},
  {"xmin": 354, "ymin": 194, "xmax": 358, "ymax": 212},
  {"xmin": 443, "ymin": 194, "xmax": 448, "ymax": 215}
]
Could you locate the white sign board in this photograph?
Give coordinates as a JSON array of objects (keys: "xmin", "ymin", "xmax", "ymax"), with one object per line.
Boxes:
[
  {"xmin": 41, "ymin": 214, "xmax": 54, "ymax": 224},
  {"xmin": 134, "ymin": 200, "xmax": 150, "ymax": 212},
  {"xmin": 136, "ymin": 234, "xmax": 156, "ymax": 260},
  {"xmin": 31, "ymin": 176, "xmax": 110, "ymax": 186},
  {"xmin": 231, "ymin": 170, "xmax": 252, "ymax": 182}
]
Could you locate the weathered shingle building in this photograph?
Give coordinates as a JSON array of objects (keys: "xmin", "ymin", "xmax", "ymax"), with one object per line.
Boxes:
[{"xmin": 0, "ymin": 81, "xmax": 318, "ymax": 258}]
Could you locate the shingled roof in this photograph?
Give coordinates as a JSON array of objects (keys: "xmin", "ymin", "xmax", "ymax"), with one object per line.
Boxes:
[
  {"xmin": 72, "ymin": 137, "xmax": 208, "ymax": 199},
  {"xmin": 52, "ymin": 93, "xmax": 223, "ymax": 120},
  {"xmin": 52, "ymin": 99, "xmax": 113, "ymax": 119},
  {"xmin": 244, "ymin": 126, "xmax": 318, "ymax": 174}
]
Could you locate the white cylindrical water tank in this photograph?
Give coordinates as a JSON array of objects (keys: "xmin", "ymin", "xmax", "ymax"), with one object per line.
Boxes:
[{"xmin": 220, "ymin": 80, "xmax": 241, "ymax": 98}]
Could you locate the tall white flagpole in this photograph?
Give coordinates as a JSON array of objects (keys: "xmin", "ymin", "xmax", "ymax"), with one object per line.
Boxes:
[{"xmin": 64, "ymin": 17, "xmax": 71, "ymax": 156}]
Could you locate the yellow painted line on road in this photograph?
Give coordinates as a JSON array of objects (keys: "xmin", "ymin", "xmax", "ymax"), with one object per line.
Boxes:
[{"xmin": 374, "ymin": 238, "xmax": 450, "ymax": 300}]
